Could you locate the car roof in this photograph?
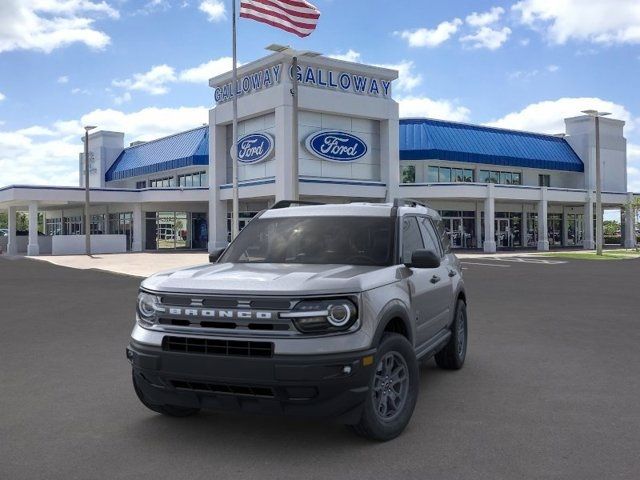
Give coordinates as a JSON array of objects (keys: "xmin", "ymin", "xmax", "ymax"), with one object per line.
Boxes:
[{"xmin": 260, "ymin": 202, "xmax": 439, "ymax": 219}]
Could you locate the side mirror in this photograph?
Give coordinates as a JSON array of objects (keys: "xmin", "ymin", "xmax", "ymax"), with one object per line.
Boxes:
[
  {"xmin": 405, "ymin": 249, "xmax": 440, "ymax": 269},
  {"xmin": 208, "ymin": 248, "xmax": 225, "ymax": 263}
]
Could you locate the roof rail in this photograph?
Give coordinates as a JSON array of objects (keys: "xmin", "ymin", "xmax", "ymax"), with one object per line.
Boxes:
[
  {"xmin": 393, "ymin": 198, "xmax": 432, "ymax": 209},
  {"xmin": 270, "ymin": 200, "xmax": 324, "ymax": 210}
]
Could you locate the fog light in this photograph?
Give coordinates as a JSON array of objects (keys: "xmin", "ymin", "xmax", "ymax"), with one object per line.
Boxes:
[
  {"xmin": 342, "ymin": 365, "xmax": 352, "ymax": 375},
  {"xmin": 362, "ymin": 355, "xmax": 374, "ymax": 366}
]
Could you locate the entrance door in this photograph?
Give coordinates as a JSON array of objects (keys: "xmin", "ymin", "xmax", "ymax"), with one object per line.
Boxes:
[
  {"xmin": 495, "ymin": 219, "xmax": 512, "ymax": 248},
  {"xmin": 449, "ymin": 218, "xmax": 463, "ymax": 249}
]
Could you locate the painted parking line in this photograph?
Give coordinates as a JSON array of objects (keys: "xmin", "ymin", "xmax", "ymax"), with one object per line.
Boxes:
[
  {"xmin": 492, "ymin": 257, "xmax": 568, "ymax": 265},
  {"xmin": 461, "ymin": 261, "xmax": 511, "ymax": 268}
]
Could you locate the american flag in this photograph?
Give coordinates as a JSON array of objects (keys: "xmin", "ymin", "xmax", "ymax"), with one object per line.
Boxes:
[{"xmin": 240, "ymin": 0, "xmax": 321, "ymax": 38}]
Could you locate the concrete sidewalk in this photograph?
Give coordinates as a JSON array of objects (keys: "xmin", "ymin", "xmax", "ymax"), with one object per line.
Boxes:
[
  {"xmin": 25, "ymin": 252, "xmax": 209, "ymax": 277},
  {"xmin": 11, "ymin": 249, "xmax": 596, "ymax": 277}
]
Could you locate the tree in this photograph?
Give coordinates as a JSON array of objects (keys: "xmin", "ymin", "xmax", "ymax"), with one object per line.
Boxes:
[{"xmin": 603, "ymin": 220, "xmax": 620, "ymax": 236}]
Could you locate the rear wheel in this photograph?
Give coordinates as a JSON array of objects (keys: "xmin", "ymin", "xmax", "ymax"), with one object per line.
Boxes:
[
  {"xmin": 435, "ymin": 299, "xmax": 467, "ymax": 370},
  {"xmin": 132, "ymin": 371, "xmax": 200, "ymax": 417},
  {"xmin": 349, "ymin": 333, "xmax": 419, "ymax": 441}
]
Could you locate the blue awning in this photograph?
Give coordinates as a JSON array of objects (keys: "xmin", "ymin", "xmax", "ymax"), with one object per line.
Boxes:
[
  {"xmin": 399, "ymin": 118, "xmax": 584, "ymax": 172},
  {"xmin": 105, "ymin": 126, "xmax": 209, "ymax": 181}
]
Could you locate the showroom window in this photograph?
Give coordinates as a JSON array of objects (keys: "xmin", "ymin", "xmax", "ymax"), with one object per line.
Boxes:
[
  {"xmin": 149, "ymin": 176, "xmax": 175, "ymax": 188},
  {"xmin": 427, "ymin": 166, "xmax": 473, "ymax": 183},
  {"xmin": 401, "ymin": 165, "xmax": 416, "ymax": 183},
  {"xmin": 178, "ymin": 171, "xmax": 208, "ymax": 187},
  {"xmin": 479, "ymin": 170, "xmax": 522, "ymax": 185},
  {"xmin": 539, "ymin": 174, "xmax": 551, "ymax": 187}
]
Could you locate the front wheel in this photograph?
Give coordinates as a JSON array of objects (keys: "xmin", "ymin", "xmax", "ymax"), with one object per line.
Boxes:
[
  {"xmin": 349, "ymin": 333, "xmax": 419, "ymax": 441},
  {"xmin": 434, "ymin": 299, "xmax": 467, "ymax": 370},
  {"xmin": 132, "ymin": 371, "xmax": 200, "ymax": 417}
]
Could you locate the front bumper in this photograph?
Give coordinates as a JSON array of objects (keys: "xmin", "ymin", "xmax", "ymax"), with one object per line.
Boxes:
[{"xmin": 127, "ymin": 340, "xmax": 376, "ymax": 423}]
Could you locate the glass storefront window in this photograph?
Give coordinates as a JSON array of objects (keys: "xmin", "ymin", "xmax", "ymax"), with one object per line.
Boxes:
[
  {"xmin": 500, "ymin": 172, "xmax": 513, "ymax": 185},
  {"xmin": 464, "ymin": 169, "xmax": 474, "ymax": 182},
  {"xmin": 479, "ymin": 170, "xmax": 491, "ymax": 183},
  {"xmin": 512, "ymin": 173, "xmax": 522, "ymax": 185},
  {"xmin": 427, "ymin": 166, "xmax": 439, "ymax": 183},
  {"xmin": 401, "ymin": 165, "xmax": 416, "ymax": 183},
  {"xmin": 548, "ymin": 214, "xmax": 563, "ymax": 246},
  {"xmin": 439, "ymin": 168, "xmax": 452, "ymax": 182},
  {"xmin": 45, "ymin": 218, "xmax": 62, "ymax": 235},
  {"xmin": 144, "ymin": 211, "xmax": 207, "ymax": 250}
]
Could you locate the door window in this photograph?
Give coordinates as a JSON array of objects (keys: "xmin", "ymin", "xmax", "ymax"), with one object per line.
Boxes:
[
  {"xmin": 401, "ymin": 217, "xmax": 425, "ymax": 264},
  {"xmin": 418, "ymin": 217, "xmax": 442, "ymax": 257}
]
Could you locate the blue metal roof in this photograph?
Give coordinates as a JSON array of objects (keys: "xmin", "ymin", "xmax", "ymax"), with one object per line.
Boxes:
[
  {"xmin": 105, "ymin": 126, "xmax": 209, "ymax": 181},
  {"xmin": 399, "ymin": 118, "xmax": 584, "ymax": 172}
]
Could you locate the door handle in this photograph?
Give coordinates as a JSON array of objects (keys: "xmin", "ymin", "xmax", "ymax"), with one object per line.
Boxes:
[
  {"xmin": 448, "ymin": 270, "xmax": 457, "ymax": 277},
  {"xmin": 430, "ymin": 275, "xmax": 441, "ymax": 284}
]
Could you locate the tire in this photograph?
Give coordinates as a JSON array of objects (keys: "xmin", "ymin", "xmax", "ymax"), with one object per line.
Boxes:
[
  {"xmin": 435, "ymin": 299, "xmax": 467, "ymax": 370},
  {"xmin": 132, "ymin": 371, "xmax": 200, "ymax": 418},
  {"xmin": 349, "ymin": 333, "xmax": 419, "ymax": 441}
]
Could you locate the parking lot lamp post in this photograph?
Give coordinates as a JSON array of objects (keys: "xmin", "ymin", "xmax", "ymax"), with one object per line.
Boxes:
[
  {"xmin": 83, "ymin": 125, "xmax": 97, "ymax": 255},
  {"xmin": 581, "ymin": 110, "xmax": 610, "ymax": 256}
]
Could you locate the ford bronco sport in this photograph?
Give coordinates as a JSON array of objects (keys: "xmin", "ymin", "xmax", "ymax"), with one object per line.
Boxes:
[{"xmin": 127, "ymin": 199, "xmax": 468, "ymax": 441}]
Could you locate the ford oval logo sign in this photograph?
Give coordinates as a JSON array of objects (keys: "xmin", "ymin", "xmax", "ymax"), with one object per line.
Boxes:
[
  {"xmin": 233, "ymin": 133, "xmax": 274, "ymax": 164},
  {"xmin": 305, "ymin": 131, "xmax": 368, "ymax": 162}
]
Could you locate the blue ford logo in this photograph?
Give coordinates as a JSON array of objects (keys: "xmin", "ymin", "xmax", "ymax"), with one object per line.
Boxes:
[
  {"xmin": 233, "ymin": 133, "xmax": 274, "ymax": 164},
  {"xmin": 305, "ymin": 131, "xmax": 368, "ymax": 162}
]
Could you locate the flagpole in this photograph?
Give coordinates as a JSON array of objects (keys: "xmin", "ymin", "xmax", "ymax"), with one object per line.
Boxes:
[
  {"xmin": 231, "ymin": 0, "xmax": 239, "ymax": 240},
  {"xmin": 291, "ymin": 55, "xmax": 299, "ymax": 201}
]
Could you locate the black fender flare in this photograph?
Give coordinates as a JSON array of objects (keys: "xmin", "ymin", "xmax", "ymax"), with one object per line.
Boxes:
[{"xmin": 371, "ymin": 300, "xmax": 413, "ymax": 348}]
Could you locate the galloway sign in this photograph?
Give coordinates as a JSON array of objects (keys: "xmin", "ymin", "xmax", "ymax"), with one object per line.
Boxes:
[
  {"xmin": 233, "ymin": 133, "xmax": 275, "ymax": 164},
  {"xmin": 214, "ymin": 64, "xmax": 282, "ymax": 104},
  {"xmin": 305, "ymin": 131, "xmax": 368, "ymax": 163}
]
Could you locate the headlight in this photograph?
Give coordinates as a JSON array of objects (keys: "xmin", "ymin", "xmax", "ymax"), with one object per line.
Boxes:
[
  {"xmin": 136, "ymin": 291, "xmax": 161, "ymax": 326},
  {"xmin": 281, "ymin": 299, "xmax": 358, "ymax": 334}
]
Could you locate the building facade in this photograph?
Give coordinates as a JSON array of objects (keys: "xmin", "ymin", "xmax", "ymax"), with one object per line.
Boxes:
[{"xmin": 1, "ymin": 52, "xmax": 637, "ymax": 256}]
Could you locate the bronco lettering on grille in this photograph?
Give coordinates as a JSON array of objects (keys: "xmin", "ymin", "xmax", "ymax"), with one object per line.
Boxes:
[{"xmin": 164, "ymin": 308, "xmax": 273, "ymax": 320}]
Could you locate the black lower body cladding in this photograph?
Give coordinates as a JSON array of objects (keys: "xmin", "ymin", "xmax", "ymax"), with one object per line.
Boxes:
[{"xmin": 127, "ymin": 340, "xmax": 376, "ymax": 423}]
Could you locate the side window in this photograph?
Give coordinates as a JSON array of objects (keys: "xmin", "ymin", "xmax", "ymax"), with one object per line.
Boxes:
[
  {"xmin": 418, "ymin": 217, "xmax": 442, "ymax": 257},
  {"xmin": 401, "ymin": 217, "xmax": 424, "ymax": 264},
  {"xmin": 432, "ymin": 218, "xmax": 451, "ymax": 254}
]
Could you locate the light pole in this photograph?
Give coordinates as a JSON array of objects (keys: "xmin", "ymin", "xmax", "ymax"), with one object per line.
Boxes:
[
  {"xmin": 266, "ymin": 44, "xmax": 321, "ymax": 201},
  {"xmin": 83, "ymin": 125, "xmax": 97, "ymax": 256},
  {"xmin": 581, "ymin": 110, "xmax": 610, "ymax": 256}
]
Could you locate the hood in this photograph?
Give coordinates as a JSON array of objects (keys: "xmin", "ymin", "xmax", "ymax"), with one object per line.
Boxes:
[{"xmin": 141, "ymin": 262, "xmax": 399, "ymax": 296}]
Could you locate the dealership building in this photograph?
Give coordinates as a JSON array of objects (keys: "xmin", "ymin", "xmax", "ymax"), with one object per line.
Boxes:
[{"xmin": 1, "ymin": 52, "xmax": 637, "ymax": 256}]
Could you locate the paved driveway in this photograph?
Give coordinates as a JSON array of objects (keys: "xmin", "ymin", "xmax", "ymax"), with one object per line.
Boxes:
[{"xmin": 1, "ymin": 256, "xmax": 639, "ymax": 480}]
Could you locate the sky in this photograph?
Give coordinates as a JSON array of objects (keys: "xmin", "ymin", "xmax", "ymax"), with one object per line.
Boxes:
[{"xmin": 0, "ymin": 0, "xmax": 639, "ymax": 194}]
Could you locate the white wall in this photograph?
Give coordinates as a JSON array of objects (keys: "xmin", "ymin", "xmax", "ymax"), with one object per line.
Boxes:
[
  {"xmin": 52, "ymin": 234, "xmax": 127, "ymax": 255},
  {"xmin": 80, "ymin": 131, "xmax": 125, "ymax": 188}
]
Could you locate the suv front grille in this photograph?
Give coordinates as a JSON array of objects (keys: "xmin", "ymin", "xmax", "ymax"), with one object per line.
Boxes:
[
  {"xmin": 171, "ymin": 380, "xmax": 275, "ymax": 398},
  {"xmin": 162, "ymin": 336, "xmax": 273, "ymax": 358}
]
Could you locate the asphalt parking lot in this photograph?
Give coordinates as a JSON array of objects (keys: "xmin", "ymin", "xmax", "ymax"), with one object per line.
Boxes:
[{"xmin": 1, "ymin": 256, "xmax": 639, "ymax": 480}]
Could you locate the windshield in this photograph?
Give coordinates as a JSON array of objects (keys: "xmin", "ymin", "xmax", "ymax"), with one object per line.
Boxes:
[{"xmin": 219, "ymin": 216, "xmax": 395, "ymax": 266}]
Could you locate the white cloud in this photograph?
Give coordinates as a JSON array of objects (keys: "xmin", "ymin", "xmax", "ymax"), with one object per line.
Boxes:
[
  {"xmin": 0, "ymin": 105, "xmax": 208, "ymax": 187},
  {"xmin": 546, "ymin": 64, "xmax": 560, "ymax": 72},
  {"xmin": 486, "ymin": 97, "xmax": 636, "ymax": 134},
  {"xmin": 179, "ymin": 57, "xmax": 234, "ymax": 83},
  {"xmin": 466, "ymin": 7, "xmax": 505, "ymax": 27},
  {"xmin": 113, "ymin": 91, "xmax": 131, "ymax": 105},
  {"xmin": 373, "ymin": 60, "xmax": 422, "ymax": 93},
  {"xmin": 57, "ymin": 75, "xmax": 69, "ymax": 84},
  {"xmin": 398, "ymin": 96, "xmax": 471, "ymax": 122},
  {"xmin": 71, "ymin": 87, "xmax": 90, "ymax": 95},
  {"xmin": 460, "ymin": 26, "xmax": 512, "ymax": 50},
  {"xmin": 0, "ymin": 92, "xmax": 5, "ymax": 101},
  {"xmin": 520, "ymin": 38, "xmax": 531, "ymax": 46},
  {"xmin": 0, "ymin": 0, "xmax": 119, "ymax": 54},
  {"xmin": 513, "ymin": 0, "xmax": 640, "ymax": 45},
  {"xmin": 396, "ymin": 18, "xmax": 462, "ymax": 47},
  {"xmin": 199, "ymin": 0, "xmax": 226, "ymax": 22},
  {"xmin": 328, "ymin": 50, "xmax": 362, "ymax": 63},
  {"xmin": 508, "ymin": 64, "xmax": 559, "ymax": 81},
  {"xmin": 112, "ymin": 64, "xmax": 177, "ymax": 95}
]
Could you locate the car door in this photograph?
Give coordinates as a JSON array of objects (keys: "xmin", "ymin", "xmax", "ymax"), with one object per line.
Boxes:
[
  {"xmin": 400, "ymin": 216, "xmax": 448, "ymax": 348},
  {"xmin": 417, "ymin": 216, "xmax": 454, "ymax": 339}
]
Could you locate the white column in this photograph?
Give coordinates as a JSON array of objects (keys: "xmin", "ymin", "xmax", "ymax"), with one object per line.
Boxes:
[
  {"xmin": 537, "ymin": 188, "xmax": 550, "ymax": 251},
  {"xmin": 483, "ymin": 184, "xmax": 496, "ymax": 253},
  {"xmin": 381, "ymin": 104, "xmax": 400, "ymax": 202},
  {"xmin": 624, "ymin": 193, "xmax": 636, "ymax": 248},
  {"xmin": 274, "ymin": 104, "xmax": 294, "ymax": 201},
  {"xmin": 475, "ymin": 201, "xmax": 482, "ymax": 249},
  {"xmin": 7, "ymin": 206, "xmax": 17, "ymax": 255},
  {"xmin": 562, "ymin": 207, "xmax": 569, "ymax": 247},
  {"xmin": 208, "ymin": 117, "xmax": 230, "ymax": 251},
  {"xmin": 132, "ymin": 204, "xmax": 143, "ymax": 252},
  {"xmin": 27, "ymin": 202, "xmax": 40, "ymax": 256},
  {"xmin": 583, "ymin": 195, "xmax": 595, "ymax": 249}
]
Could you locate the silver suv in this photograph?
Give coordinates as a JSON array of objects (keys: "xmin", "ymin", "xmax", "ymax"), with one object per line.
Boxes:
[{"xmin": 127, "ymin": 200, "xmax": 468, "ymax": 441}]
